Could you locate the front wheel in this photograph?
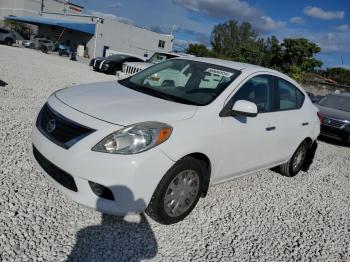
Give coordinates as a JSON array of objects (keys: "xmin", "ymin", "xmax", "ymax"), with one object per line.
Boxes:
[
  {"xmin": 279, "ymin": 140, "xmax": 309, "ymax": 177},
  {"xmin": 146, "ymin": 157, "xmax": 204, "ymax": 225}
]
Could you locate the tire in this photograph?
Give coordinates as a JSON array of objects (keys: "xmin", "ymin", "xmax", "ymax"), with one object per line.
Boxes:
[
  {"xmin": 145, "ymin": 157, "xmax": 204, "ymax": 225},
  {"xmin": 279, "ymin": 140, "xmax": 309, "ymax": 177},
  {"xmin": 4, "ymin": 38, "xmax": 13, "ymax": 46}
]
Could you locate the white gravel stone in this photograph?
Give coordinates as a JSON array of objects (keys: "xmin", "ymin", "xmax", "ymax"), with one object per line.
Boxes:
[{"xmin": 0, "ymin": 45, "xmax": 349, "ymax": 262}]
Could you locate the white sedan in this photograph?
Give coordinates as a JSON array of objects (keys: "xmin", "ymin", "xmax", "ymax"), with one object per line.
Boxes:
[{"xmin": 31, "ymin": 57, "xmax": 320, "ymax": 224}]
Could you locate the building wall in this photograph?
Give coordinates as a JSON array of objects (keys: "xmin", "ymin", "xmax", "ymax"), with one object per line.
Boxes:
[
  {"xmin": 43, "ymin": 13, "xmax": 174, "ymax": 58},
  {"xmin": 0, "ymin": 1, "xmax": 174, "ymax": 58},
  {"xmin": 88, "ymin": 17, "xmax": 173, "ymax": 58},
  {"xmin": 0, "ymin": 0, "xmax": 81, "ymax": 21}
]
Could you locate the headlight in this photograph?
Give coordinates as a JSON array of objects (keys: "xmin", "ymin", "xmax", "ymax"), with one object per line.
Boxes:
[{"xmin": 92, "ymin": 122, "xmax": 172, "ymax": 154}]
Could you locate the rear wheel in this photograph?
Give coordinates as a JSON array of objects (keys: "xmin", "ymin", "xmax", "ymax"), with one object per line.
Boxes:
[
  {"xmin": 146, "ymin": 157, "xmax": 204, "ymax": 225},
  {"xmin": 279, "ymin": 140, "xmax": 309, "ymax": 177}
]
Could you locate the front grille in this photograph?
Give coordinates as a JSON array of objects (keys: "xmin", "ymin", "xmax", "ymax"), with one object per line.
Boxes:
[
  {"xmin": 322, "ymin": 117, "xmax": 346, "ymax": 129},
  {"xmin": 123, "ymin": 65, "xmax": 142, "ymax": 75},
  {"xmin": 33, "ymin": 146, "xmax": 78, "ymax": 192},
  {"xmin": 94, "ymin": 60, "xmax": 102, "ymax": 68},
  {"xmin": 36, "ymin": 103, "xmax": 95, "ymax": 149}
]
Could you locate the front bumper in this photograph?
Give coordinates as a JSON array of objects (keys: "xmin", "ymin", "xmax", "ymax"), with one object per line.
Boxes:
[
  {"xmin": 31, "ymin": 97, "xmax": 175, "ymax": 215},
  {"xmin": 320, "ymin": 124, "xmax": 350, "ymax": 141}
]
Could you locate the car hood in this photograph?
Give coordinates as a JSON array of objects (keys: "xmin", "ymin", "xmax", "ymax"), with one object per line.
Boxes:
[
  {"xmin": 54, "ymin": 81, "xmax": 197, "ymax": 126},
  {"xmin": 316, "ymin": 104, "xmax": 350, "ymax": 121},
  {"xmin": 94, "ymin": 56, "xmax": 120, "ymax": 62}
]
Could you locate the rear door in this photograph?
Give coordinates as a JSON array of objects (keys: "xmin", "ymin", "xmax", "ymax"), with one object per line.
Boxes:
[{"xmin": 273, "ymin": 76, "xmax": 308, "ymax": 160}]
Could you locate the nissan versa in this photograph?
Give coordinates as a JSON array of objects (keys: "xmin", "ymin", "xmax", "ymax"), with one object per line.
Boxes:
[{"xmin": 31, "ymin": 57, "xmax": 320, "ymax": 224}]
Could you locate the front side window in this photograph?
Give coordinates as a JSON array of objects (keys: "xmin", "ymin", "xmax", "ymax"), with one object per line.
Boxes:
[
  {"xmin": 277, "ymin": 78, "xmax": 304, "ymax": 110},
  {"xmin": 119, "ymin": 59, "xmax": 240, "ymax": 106},
  {"xmin": 231, "ymin": 75, "xmax": 274, "ymax": 113}
]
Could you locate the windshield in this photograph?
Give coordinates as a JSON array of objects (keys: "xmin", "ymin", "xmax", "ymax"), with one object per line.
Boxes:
[
  {"xmin": 148, "ymin": 53, "xmax": 178, "ymax": 64},
  {"xmin": 319, "ymin": 94, "xmax": 350, "ymax": 112},
  {"xmin": 119, "ymin": 59, "xmax": 240, "ymax": 106}
]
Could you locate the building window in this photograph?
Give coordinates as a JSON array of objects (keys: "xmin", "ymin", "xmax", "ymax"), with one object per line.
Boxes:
[{"xmin": 158, "ymin": 40, "xmax": 165, "ymax": 49}]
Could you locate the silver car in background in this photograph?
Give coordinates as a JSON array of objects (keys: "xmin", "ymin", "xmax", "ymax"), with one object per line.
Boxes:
[{"xmin": 23, "ymin": 38, "xmax": 55, "ymax": 51}]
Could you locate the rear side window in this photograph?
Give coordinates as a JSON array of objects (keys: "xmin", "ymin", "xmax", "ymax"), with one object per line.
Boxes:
[
  {"xmin": 232, "ymin": 75, "xmax": 274, "ymax": 113},
  {"xmin": 277, "ymin": 78, "xmax": 304, "ymax": 110},
  {"xmin": 0, "ymin": 29, "xmax": 9, "ymax": 33}
]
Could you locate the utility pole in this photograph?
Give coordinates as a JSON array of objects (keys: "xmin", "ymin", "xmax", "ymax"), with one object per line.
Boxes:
[
  {"xmin": 93, "ymin": 18, "xmax": 103, "ymax": 58},
  {"xmin": 41, "ymin": 0, "xmax": 44, "ymax": 13}
]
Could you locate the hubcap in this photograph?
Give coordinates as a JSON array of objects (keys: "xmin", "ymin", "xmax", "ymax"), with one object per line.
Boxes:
[
  {"xmin": 292, "ymin": 144, "xmax": 306, "ymax": 172},
  {"xmin": 164, "ymin": 170, "xmax": 200, "ymax": 217}
]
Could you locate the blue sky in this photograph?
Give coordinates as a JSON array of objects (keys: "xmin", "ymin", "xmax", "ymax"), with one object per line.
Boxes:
[{"xmin": 73, "ymin": 0, "xmax": 350, "ymax": 69}]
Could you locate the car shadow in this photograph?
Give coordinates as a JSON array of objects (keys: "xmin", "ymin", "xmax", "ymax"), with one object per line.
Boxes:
[
  {"xmin": 67, "ymin": 186, "xmax": 158, "ymax": 262},
  {"xmin": 318, "ymin": 135, "xmax": 349, "ymax": 147}
]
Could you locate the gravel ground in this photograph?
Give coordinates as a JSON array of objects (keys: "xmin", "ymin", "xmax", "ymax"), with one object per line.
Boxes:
[{"xmin": 0, "ymin": 45, "xmax": 349, "ymax": 262}]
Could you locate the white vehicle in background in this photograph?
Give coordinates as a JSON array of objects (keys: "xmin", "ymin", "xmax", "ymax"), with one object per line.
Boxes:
[
  {"xmin": 31, "ymin": 57, "xmax": 320, "ymax": 225},
  {"xmin": 117, "ymin": 52, "xmax": 191, "ymax": 79}
]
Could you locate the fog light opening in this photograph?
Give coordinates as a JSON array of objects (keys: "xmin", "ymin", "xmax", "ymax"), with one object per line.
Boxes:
[{"xmin": 88, "ymin": 181, "xmax": 115, "ymax": 200}]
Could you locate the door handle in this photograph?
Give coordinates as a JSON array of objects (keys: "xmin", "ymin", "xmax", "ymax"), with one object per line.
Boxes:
[
  {"xmin": 302, "ymin": 122, "xmax": 309, "ymax": 126},
  {"xmin": 266, "ymin": 126, "xmax": 276, "ymax": 131}
]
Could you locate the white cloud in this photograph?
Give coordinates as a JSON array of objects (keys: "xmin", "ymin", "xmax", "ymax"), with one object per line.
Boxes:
[
  {"xmin": 274, "ymin": 27, "xmax": 350, "ymax": 53},
  {"xmin": 88, "ymin": 10, "xmax": 134, "ymax": 25},
  {"xmin": 303, "ymin": 6, "xmax": 345, "ymax": 20},
  {"xmin": 335, "ymin": 24, "xmax": 349, "ymax": 32},
  {"xmin": 173, "ymin": 39, "xmax": 190, "ymax": 51},
  {"xmin": 289, "ymin": 16, "xmax": 304, "ymax": 25},
  {"xmin": 173, "ymin": 0, "xmax": 285, "ymax": 32}
]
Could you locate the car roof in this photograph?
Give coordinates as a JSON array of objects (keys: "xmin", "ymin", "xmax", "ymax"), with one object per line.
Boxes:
[{"xmin": 176, "ymin": 56, "xmax": 273, "ymax": 71}]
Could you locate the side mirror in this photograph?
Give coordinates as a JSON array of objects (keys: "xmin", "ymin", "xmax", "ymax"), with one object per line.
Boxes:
[{"xmin": 220, "ymin": 100, "xmax": 258, "ymax": 117}]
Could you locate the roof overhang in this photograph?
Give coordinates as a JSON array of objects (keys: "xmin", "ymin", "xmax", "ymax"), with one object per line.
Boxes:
[{"xmin": 5, "ymin": 15, "xmax": 95, "ymax": 35}]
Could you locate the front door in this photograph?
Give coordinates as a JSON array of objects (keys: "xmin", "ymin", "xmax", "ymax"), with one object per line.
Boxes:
[{"xmin": 217, "ymin": 74, "xmax": 280, "ymax": 180}]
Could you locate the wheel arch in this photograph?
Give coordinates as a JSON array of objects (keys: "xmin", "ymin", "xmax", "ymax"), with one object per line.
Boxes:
[{"xmin": 180, "ymin": 152, "xmax": 212, "ymax": 198}]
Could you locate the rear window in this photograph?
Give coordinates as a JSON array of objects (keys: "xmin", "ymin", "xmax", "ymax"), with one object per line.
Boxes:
[
  {"xmin": 277, "ymin": 78, "xmax": 305, "ymax": 110},
  {"xmin": 319, "ymin": 95, "xmax": 350, "ymax": 112}
]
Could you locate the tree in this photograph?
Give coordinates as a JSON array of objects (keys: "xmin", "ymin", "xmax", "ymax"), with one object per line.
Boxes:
[
  {"xmin": 186, "ymin": 43, "xmax": 209, "ymax": 57},
  {"xmin": 210, "ymin": 20, "xmax": 262, "ymax": 64},
  {"xmin": 281, "ymin": 38, "xmax": 322, "ymax": 72},
  {"xmin": 185, "ymin": 19, "xmax": 324, "ymax": 82},
  {"xmin": 325, "ymin": 67, "xmax": 350, "ymax": 86}
]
